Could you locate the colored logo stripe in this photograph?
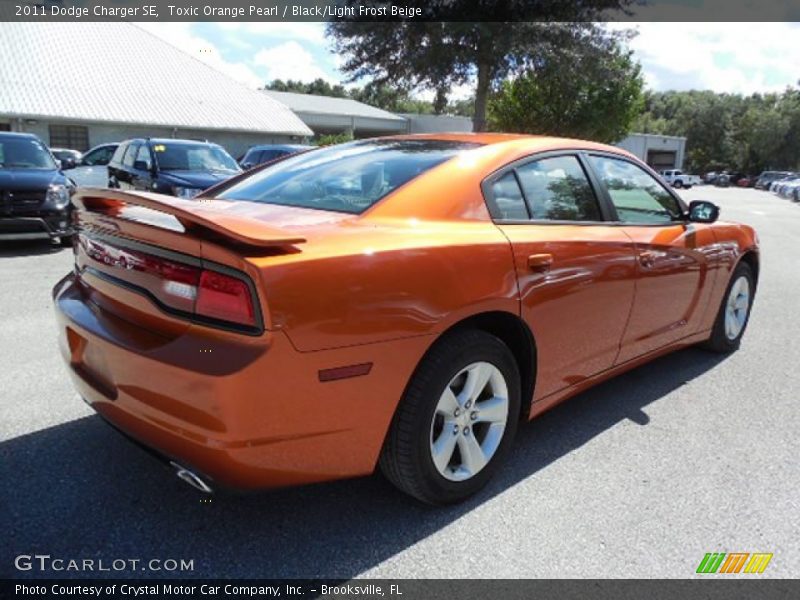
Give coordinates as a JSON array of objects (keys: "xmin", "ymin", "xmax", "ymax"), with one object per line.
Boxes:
[
  {"xmin": 719, "ymin": 553, "xmax": 749, "ymax": 573},
  {"xmin": 744, "ymin": 553, "xmax": 773, "ymax": 573},
  {"xmin": 697, "ymin": 553, "xmax": 726, "ymax": 573},
  {"xmin": 697, "ymin": 552, "xmax": 773, "ymax": 574}
]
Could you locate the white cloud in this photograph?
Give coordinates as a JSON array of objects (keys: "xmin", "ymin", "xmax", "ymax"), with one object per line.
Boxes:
[
  {"xmin": 253, "ymin": 41, "xmax": 337, "ymax": 84},
  {"xmin": 135, "ymin": 22, "xmax": 263, "ymax": 88},
  {"xmin": 622, "ymin": 22, "xmax": 800, "ymax": 94}
]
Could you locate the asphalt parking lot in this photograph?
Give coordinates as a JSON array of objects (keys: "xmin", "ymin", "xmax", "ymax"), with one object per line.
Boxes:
[{"xmin": 1, "ymin": 187, "xmax": 798, "ymax": 579}]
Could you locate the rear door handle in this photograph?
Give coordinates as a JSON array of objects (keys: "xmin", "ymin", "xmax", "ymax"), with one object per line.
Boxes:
[{"xmin": 527, "ymin": 253, "xmax": 553, "ymax": 272}]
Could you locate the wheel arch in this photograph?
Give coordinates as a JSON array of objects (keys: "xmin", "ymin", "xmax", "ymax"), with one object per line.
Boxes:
[
  {"xmin": 430, "ymin": 311, "xmax": 537, "ymax": 421},
  {"xmin": 738, "ymin": 250, "xmax": 759, "ymax": 288}
]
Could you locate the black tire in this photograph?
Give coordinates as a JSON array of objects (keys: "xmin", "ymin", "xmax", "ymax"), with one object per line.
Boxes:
[
  {"xmin": 380, "ymin": 329, "xmax": 521, "ymax": 505},
  {"xmin": 701, "ymin": 261, "xmax": 755, "ymax": 353},
  {"xmin": 674, "ymin": 180, "xmax": 683, "ymax": 189}
]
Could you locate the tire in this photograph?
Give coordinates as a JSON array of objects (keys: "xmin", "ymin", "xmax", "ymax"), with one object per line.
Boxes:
[
  {"xmin": 380, "ymin": 329, "xmax": 521, "ymax": 505},
  {"xmin": 59, "ymin": 235, "xmax": 74, "ymax": 247},
  {"xmin": 673, "ymin": 180, "xmax": 683, "ymax": 189},
  {"xmin": 701, "ymin": 261, "xmax": 755, "ymax": 353}
]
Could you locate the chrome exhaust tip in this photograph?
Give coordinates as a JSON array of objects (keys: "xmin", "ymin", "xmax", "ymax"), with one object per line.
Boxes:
[{"xmin": 170, "ymin": 461, "xmax": 213, "ymax": 494}]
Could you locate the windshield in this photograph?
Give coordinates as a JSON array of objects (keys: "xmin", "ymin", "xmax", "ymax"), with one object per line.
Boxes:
[
  {"xmin": 0, "ymin": 138, "xmax": 57, "ymax": 170},
  {"xmin": 215, "ymin": 139, "xmax": 481, "ymax": 214},
  {"xmin": 152, "ymin": 142, "xmax": 240, "ymax": 173}
]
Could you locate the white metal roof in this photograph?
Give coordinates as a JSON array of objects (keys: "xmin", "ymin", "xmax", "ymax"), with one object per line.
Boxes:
[
  {"xmin": 0, "ymin": 23, "xmax": 312, "ymax": 137},
  {"xmin": 263, "ymin": 90, "xmax": 406, "ymax": 122}
]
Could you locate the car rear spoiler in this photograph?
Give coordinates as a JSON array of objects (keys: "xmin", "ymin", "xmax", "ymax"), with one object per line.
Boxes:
[{"xmin": 73, "ymin": 188, "xmax": 307, "ymax": 248}]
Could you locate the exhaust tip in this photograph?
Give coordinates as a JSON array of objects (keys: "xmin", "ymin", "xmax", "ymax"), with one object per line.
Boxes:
[{"xmin": 170, "ymin": 461, "xmax": 214, "ymax": 494}]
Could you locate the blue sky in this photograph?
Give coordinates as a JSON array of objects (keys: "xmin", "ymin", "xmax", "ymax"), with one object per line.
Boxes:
[{"xmin": 138, "ymin": 22, "xmax": 800, "ymax": 98}]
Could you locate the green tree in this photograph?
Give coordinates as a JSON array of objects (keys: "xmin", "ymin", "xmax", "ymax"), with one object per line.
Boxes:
[
  {"xmin": 633, "ymin": 87, "xmax": 800, "ymax": 174},
  {"xmin": 349, "ymin": 82, "xmax": 433, "ymax": 114},
  {"xmin": 265, "ymin": 78, "xmax": 349, "ymax": 98},
  {"xmin": 488, "ymin": 41, "xmax": 643, "ymax": 143},
  {"xmin": 327, "ymin": 2, "xmax": 636, "ymax": 132}
]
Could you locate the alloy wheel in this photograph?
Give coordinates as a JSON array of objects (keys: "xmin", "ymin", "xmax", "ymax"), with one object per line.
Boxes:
[
  {"xmin": 725, "ymin": 275, "xmax": 750, "ymax": 340},
  {"xmin": 429, "ymin": 362, "xmax": 509, "ymax": 482}
]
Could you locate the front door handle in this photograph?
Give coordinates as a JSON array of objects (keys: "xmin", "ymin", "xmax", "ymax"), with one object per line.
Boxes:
[
  {"xmin": 528, "ymin": 253, "xmax": 553, "ymax": 272},
  {"xmin": 639, "ymin": 251, "xmax": 657, "ymax": 268}
]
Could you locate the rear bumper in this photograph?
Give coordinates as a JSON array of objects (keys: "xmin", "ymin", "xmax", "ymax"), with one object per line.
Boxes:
[
  {"xmin": 52, "ymin": 272, "xmax": 428, "ymax": 490},
  {"xmin": 0, "ymin": 214, "xmax": 74, "ymax": 240}
]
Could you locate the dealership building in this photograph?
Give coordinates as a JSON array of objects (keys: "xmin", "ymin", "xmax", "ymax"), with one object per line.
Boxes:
[
  {"xmin": 616, "ymin": 133, "xmax": 687, "ymax": 170},
  {"xmin": 0, "ymin": 22, "xmax": 312, "ymax": 158}
]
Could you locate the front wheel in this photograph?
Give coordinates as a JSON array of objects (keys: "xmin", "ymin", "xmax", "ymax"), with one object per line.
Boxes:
[
  {"xmin": 673, "ymin": 180, "xmax": 684, "ymax": 189},
  {"xmin": 702, "ymin": 261, "xmax": 754, "ymax": 353},
  {"xmin": 380, "ymin": 329, "xmax": 521, "ymax": 504}
]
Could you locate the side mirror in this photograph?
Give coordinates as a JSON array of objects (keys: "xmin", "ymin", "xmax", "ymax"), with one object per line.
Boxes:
[
  {"xmin": 62, "ymin": 158, "xmax": 76, "ymax": 170},
  {"xmin": 133, "ymin": 160, "xmax": 150, "ymax": 172},
  {"xmin": 240, "ymin": 162, "xmax": 253, "ymax": 170},
  {"xmin": 687, "ymin": 200, "xmax": 719, "ymax": 224}
]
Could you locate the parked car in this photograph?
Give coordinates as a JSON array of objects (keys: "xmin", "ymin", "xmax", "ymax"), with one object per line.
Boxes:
[
  {"xmin": 107, "ymin": 138, "xmax": 241, "ymax": 198},
  {"xmin": 54, "ymin": 134, "xmax": 759, "ymax": 504},
  {"xmin": 0, "ymin": 132, "xmax": 75, "ymax": 244},
  {"xmin": 50, "ymin": 147, "xmax": 82, "ymax": 170},
  {"xmin": 769, "ymin": 174, "xmax": 796, "ymax": 193},
  {"xmin": 775, "ymin": 176, "xmax": 800, "ymax": 198},
  {"xmin": 239, "ymin": 144, "xmax": 313, "ymax": 169},
  {"xmin": 660, "ymin": 169, "xmax": 701, "ymax": 188},
  {"xmin": 715, "ymin": 173, "xmax": 731, "ymax": 187},
  {"xmin": 755, "ymin": 171, "xmax": 794, "ymax": 190},
  {"xmin": 63, "ymin": 143, "xmax": 118, "ymax": 188}
]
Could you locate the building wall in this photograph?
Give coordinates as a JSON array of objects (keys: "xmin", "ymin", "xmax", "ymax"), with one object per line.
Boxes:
[
  {"xmin": 293, "ymin": 112, "xmax": 407, "ymax": 137},
  {"xmin": 616, "ymin": 133, "xmax": 687, "ymax": 170},
  {"xmin": 2, "ymin": 116, "xmax": 302, "ymax": 159},
  {"xmin": 402, "ymin": 114, "xmax": 473, "ymax": 134}
]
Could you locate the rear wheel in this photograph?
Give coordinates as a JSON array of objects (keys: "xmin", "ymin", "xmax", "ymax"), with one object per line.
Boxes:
[
  {"xmin": 380, "ymin": 329, "xmax": 521, "ymax": 504},
  {"xmin": 702, "ymin": 262, "xmax": 754, "ymax": 353}
]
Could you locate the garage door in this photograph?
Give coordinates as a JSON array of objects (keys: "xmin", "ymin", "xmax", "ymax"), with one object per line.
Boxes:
[{"xmin": 647, "ymin": 150, "xmax": 677, "ymax": 170}]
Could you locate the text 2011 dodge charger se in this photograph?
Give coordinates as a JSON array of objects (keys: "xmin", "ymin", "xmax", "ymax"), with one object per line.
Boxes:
[{"xmin": 53, "ymin": 134, "xmax": 758, "ymax": 504}]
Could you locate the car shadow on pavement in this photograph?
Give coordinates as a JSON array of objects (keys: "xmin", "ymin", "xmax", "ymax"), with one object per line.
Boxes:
[
  {"xmin": 0, "ymin": 240, "xmax": 66, "ymax": 257},
  {"xmin": 1, "ymin": 347, "xmax": 727, "ymax": 580}
]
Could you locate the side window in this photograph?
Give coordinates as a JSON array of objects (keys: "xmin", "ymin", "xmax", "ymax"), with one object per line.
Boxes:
[
  {"xmin": 589, "ymin": 155, "xmax": 682, "ymax": 224},
  {"xmin": 122, "ymin": 144, "xmax": 139, "ymax": 168},
  {"xmin": 487, "ymin": 171, "xmax": 529, "ymax": 220},
  {"xmin": 110, "ymin": 143, "xmax": 127, "ymax": 165},
  {"xmin": 260, "ymin": 150, "xmax": 282, "ymax": 163},
  {"xmin": 84, "ymin": 146, "xmax": 114, "ymax": 166},
  {"xmin": 515, "ymin": 155, "xmax": 602, "ymax": 221},
  {"xmin": 135, "ymin": 144, "xmax": 152, "ymax": 170}
]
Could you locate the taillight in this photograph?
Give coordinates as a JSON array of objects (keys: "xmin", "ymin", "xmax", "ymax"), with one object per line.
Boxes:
[
  {"xmin": 196, "ymin": 270, "xmax": 256, "ymax": 328},
  {"xmin": 80, "ymin": 235, "xmax": 260, "ymax": 332}
]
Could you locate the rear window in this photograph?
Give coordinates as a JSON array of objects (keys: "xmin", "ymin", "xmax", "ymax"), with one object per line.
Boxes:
[
  {"xmin": 152, "ymin": 142, "xmax": 240, "ymax": 174},
  {"xmin": 215, "ymin": 139, "xmax": 481, "ymax": 214}
]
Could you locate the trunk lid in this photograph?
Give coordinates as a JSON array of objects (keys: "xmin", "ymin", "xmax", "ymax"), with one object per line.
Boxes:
[{"xmin": 71, "ymin": 188, "xmax": 310, "ymax": 336}]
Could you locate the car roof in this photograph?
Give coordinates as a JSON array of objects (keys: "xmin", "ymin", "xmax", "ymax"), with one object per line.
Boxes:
[
  {"xmin": 375, "ymin": 132, "xmax": 635, "ymax": 157},
  {"xmin": 0, "ymin": 131, "xmax": 39, "ymax": 140},
  {"xmin": 249, "ymin": 144, "xmax": 312, "ymax": 151},
  {"xmin": 120, "ymin": 138, "xmax": 221, "ymax": 146},
  {"xmin": 358, "ymin": 133, "xmax": 641, "ymax": 221}
]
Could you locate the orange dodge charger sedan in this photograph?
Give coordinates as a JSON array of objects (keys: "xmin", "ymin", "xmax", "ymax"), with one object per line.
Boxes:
[{"xmin": 53, "ymin": 134, "xmax": 759, "ymax": 504}]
